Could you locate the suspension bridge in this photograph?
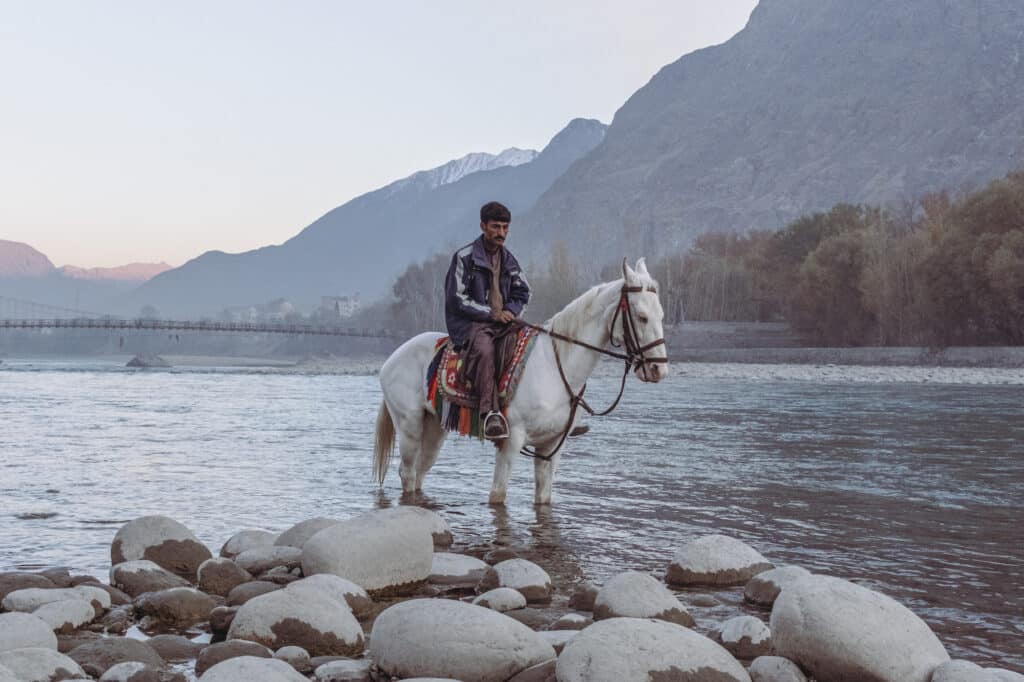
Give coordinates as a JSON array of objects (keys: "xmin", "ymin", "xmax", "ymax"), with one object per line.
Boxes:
[{"xmin": 0, "ymin": 296, "xmax": 392, "ymax": 339}]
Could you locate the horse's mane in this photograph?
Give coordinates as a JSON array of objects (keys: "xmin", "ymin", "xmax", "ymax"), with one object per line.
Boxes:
[{"xmin": 546, "ymin": 267, "xmax": 658, "ymax": 337}]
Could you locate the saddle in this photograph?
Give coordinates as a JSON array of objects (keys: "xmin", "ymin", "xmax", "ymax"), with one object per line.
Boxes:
[{"xmin": 426, "ymin": 326, "xmax": 540, "ymax": 438}]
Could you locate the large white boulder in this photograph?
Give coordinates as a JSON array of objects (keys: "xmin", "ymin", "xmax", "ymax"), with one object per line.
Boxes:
[
  {"xmin": 220, "ymin": 530, "xmax": 278, "ymax": 558},
  {"xmin": 593, "ymin": 571, "xmax": 694, "ymax": 627},
  {"xmin": 556, "ymin": 617, "xmax": 751, "ymax": 682},
  {"xmin": 0, "ymin": 647, "xmax": 88, "ymax": 681},
  {"xmin": 478, "ymin": 559, "xmax": 552, "ymax": 603},
  {"xmin": 771, "ymin": 574, "xmax": 949, "ymax": 682},
  {"xmin": 744, "ymin": 566, "xmax": 812, "ymax": 607},
  {"xmin": 666, "ymin": 534, "xmax": 773, "ymax": 586},
  {"xmin": 111, "ymin": 515, "xmax": 212, "ymax": 580},
  {"xmin": 395, "ymin": 506, "xmax": 453, "ymax": 548},
  {"xmin": 227, "ymin": 586, "xmax": 364, "ymax": 657},
  {"xmin": 429, "ymin": 553, "xmax": 489, "ymax": 585},
  {"xmin": 275, "ymin": 518, "xmax": 341, "ymax": 549},
  {"xmin": 370, "ymin": 599, "xmax": 555, "ymax": 682},
  {"xmin": 110, "ymin": 559, "xmax": 190, "ymax": 597},
  {"xmin": 2, "ymin": 585, "xmax": 110, "ymax": 613},
  {"xmin": 201, "ymin": 655, "xmax": 309, "ymax": 681},
  {"xmin": 31, "ymin": 599, "xmax": 97, "ymax": 633},
  {"xmin": 285, "ymin": 574, "xmax": 373, "ymax": 617},
  {"xmin": 0, "ymin": 612, "xmax": 58, "ymax": 652},
  {"xmin": 748, "ymin": 656, "xmax": 808, "ymax": 682},
  {"xmin": 302, "ymin": 507, "xmax": 434, "ymax": 596}
]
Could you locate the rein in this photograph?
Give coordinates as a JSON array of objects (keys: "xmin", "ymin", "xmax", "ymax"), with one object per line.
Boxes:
[{"xmin": 516, "ymin": 284, "xmax": 666, "ymax": 462}]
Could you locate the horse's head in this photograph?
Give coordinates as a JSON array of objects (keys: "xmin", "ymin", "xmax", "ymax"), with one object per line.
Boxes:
[{"xmin": 616, "ymin": 258, "xmax": 669, "ymax": 383}]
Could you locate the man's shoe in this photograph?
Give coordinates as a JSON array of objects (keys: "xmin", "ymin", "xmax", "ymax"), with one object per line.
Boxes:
[{"xmin": 483, "ymin": 411, "xmax": 509, "ymax": 440}]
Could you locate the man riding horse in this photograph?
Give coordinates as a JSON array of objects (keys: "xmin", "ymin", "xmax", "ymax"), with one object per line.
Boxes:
[{"xmin": 444, "ymin": 201, "xmax": 530, "ymax": 441}]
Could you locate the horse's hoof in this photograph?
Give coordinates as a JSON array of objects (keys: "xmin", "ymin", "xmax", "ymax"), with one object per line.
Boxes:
[{"xmin": 488, "ymin": 494, "xmax": 507, "ymax": 506}]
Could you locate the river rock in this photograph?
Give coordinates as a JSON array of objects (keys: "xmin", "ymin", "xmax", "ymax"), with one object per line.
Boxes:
[
  {"xmin": 88, "ymin": 583, "xmax": 133, "ymax": 607},
  {"xmin": 473, "ymin": 587, "xmax": 527, "ymax": 613},
  {"xmin": 285, "ymin": 575, "xmax": 373, "ymax": 617},
  {"xmin": 220, "ymin": 530, "xmax": 278, "ymax": 559},
  {"xmin": 200, "ymin": 656, "xmax": 308, "ymax": 681},
  {"xmin": 234, "ymin": 547, "xmax": 302, "ymax": 576},
  {"xmin": 194, "ymin": 641, "xmax": 272, "ymax": 677},
  {"xmin": 0, "ymin": 612, "xmax": 59, "ymax": 651},
  {"xmin": 100, "ymin": 605, "xmax": 133, "ymax": 635},
  {"xmin": 99, "ymin": 661, "xmax": 184, "ymax": 682},
  {"xmin": 135, "ymin": 587, "xmax": 216, "ymax": 628},
  {"xmin": 556, "ymin": 617, "xmax": 751, "ymax": 682},
  {"xmin": 313, "ymin": 658, "xmax": 371, "ymax": 681},
  {"xmin": 990, "ymin": 670, "xmax": 1024, "ymax": 681},
  {"xmin": 718, "ymin": 615, "xmax": 772, "ymax": 659},
  {"xmin": 111, "ymin": 516, "xmax": 212, "ymax": 580},
  {"xmin": 429, "ymin": 553, "xmax": 489, "ymax": 585},
  {"xmin": 227, "ymin": 588, "xmax": 364, "ymax": 657},
  {"xmin": 227, "ymin": 581, "xmax": 281, "ymax": 606},
  {"xmin": 127, "ymin": 354, "xmax": 170, "ymax": 368},
  {"xmin": 771, "ymin": 574, "xmax": 949, "ymax": 682},
  {"xmin": 0, "ymin": 647, "xmax": 88, "ymax": 681},
  {"xmin": 302, "ymin": 507, "xmax": 434, "ymax": 596},
  {"xmin": 2, "ymin": 585, "xmax": 111, "ymax": 613},
  {"xmin": 478, "ymin": 559, "xmax": 552, "ymax": 603},
  {"xmin": 370, "ymin": 599, "xmax": 555, "ymax": 682},
  {"xmin": 568, "ymin": 582, "xmax": 598, "ymax": 611},
  {"xmin": 505, "ymin": 607, "xmax": 557, "ymax": 631},
  {"xmin": 748, "ymin": 656, "xmax": 808, "ymax": 682},
  {"xmin": 396, "ymin": 506, "xmax": 454, "ymax": 549},
  {"xmin": 744, "ymin": 566, "xmax": 812, "ymax": 607},
  {"xmin": 110, "ymin": 561, "xmax": 190, "ymax": 598},
  {"xmin": 255, "ymin": 566, "xmax": 300, "ymax": 585},
  {"xmin": 198, "ymin": 558, "xmax": 252, "ymax": 597},
  {"xmin": 37, "ymin": 569, "xmax": 72, "ymax": 588},
  {"xmin": 209, "ymin": 606, "xmax": 238, "ymax": 637},
  {"xmin": 145, "ymin": 634, "xmax": 203, "ymax": 661},
  {"xmin": 593, "ymin": 571, "xmax": 694, "ymax": 627},
  {"xmin": 57, "ymin": 631, "xmax": 102, "ymax": 654},
  {"xmin": 507, "ymin": 659, "xmax": 557, "ymax": 682},
  {"xmin": 32, "ymin": 599, "xmax": 97, "ymax": 634},
  {"xmin": 930, "ymin": 660, "xmax": 1001, "ymax": 681},
  {"xmin": 666, "ymin": 534, "xmax": 773, "ymax": 586},
  {"xmin": 538, "ymin": 630, "xmax": 577, "ymax": 654},
  {"xmin": 273, "ymin": 646, "xmax": 312, "ymax": 673},
  {"xmin": 0, "ymin": 572, "xmax": 55, "ymax": 601},
  {"xmin": 551, "ymin": 613, "xmax": 592, "ymax": 630},
  {"xmin": 67, "ymin": 637, "xmax": 164, "ymax": 677},
  {"xmin": 275, "ymin": 518, "xmax": 341, "ymax": 550}
]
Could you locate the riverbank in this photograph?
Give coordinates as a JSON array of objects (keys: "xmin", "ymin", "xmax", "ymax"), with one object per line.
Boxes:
[{"xmin": 671, "ymin": 345, "xmax": 1024, "ymax": 367}]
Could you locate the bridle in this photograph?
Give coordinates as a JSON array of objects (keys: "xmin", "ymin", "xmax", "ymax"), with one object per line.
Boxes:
[{"xmin": 516, "ymin": 275, "xmax": 667, "ymax": 461}]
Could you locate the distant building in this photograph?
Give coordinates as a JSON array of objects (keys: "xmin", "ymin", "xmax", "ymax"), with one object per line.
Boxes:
[
  {"xmin": 321, "ymin": 294, "xmax": 360, "ymax": 320},
  {"xmin": 221, "ymin": 299, "xmax": 294, "ymax": 323}
]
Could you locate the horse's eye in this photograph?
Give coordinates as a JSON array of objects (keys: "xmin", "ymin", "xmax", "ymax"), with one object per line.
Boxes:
[{"xmin": 638, "ymin": 315, "xmax": 649, "ymax": 324}]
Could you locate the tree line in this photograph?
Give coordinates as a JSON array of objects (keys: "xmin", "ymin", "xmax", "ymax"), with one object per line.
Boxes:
[{"xmin": 381, "ymin": 170, "xmax": 1024, "ymax": 347}]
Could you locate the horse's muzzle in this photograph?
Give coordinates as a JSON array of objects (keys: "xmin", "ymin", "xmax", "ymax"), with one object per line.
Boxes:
[{"xmin": 635, "ymin": 360, "xmax": 668, "ymax": 383}]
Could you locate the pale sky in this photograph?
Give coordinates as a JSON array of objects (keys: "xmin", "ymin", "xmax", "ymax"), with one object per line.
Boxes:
[{"xmin": 0, "ymin": 1, "xmax": 757, "ymax": 268}]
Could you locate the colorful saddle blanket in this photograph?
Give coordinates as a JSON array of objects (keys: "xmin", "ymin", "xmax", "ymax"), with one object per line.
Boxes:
[{"xmin": 426, "ymin": 326, "xmax": 540, "ymax": 438}]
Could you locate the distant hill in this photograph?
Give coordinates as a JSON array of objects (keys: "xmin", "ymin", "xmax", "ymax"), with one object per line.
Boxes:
[
  {"xmin": 127, "ymin": 119, "xmax": 606, "ymax": 317},
  {"xmin": 0, "ymin": 240, "xmax": 55, "ymax": 278},
  {"xmin": 515, "ymin": 0, "xmax": 1024, "ymax": 271},
  {"xmin": 59, "ymin": 262, "xmax": 172, "ymax": 282}
]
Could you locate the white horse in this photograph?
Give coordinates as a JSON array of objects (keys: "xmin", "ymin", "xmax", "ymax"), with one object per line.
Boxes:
[{"xmin": 373, "ymin": 258, "xmax": 668, "ymax": 506}]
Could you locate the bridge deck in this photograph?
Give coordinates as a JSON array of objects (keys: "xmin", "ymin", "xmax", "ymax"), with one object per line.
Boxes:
[{"xmin": 0, "ymin": 318, "xmax": 391, "ymax": 338}]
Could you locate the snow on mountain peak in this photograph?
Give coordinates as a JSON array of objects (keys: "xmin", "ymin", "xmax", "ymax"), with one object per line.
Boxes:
[{"xmin": 386, "ymin": 147, "xmax": 538, "ymax": 195}]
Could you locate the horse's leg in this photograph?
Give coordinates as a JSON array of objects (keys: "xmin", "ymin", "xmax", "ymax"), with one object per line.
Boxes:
[
  {"xmin": 489, "ymin": 427, "xmax": 525, "ymax": 505},
  {"xmin": 416, "ymin": 413, "xmax": 445, "ymax": 492},
  {"xmin": 397, "ymin": 413, "xmax": 423, "ymax": 496},
  {"xmin": 533, "ymin": 446, "xmax": 562, "ymax": 506}
]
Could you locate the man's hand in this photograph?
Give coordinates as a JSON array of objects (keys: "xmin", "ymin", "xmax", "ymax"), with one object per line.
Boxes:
[{"xmin": 493, "ymin": 310, "xmax": 516, "ymax": 324}]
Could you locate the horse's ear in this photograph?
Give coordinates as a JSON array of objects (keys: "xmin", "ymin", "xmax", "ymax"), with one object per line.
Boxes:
[
  {"xmin": 622, "ymin": 257, "xmax": 637, "ymax": 283},
  {"xmin": 635, "ymin": 258, "xmax": 649, "ymax": 277}
]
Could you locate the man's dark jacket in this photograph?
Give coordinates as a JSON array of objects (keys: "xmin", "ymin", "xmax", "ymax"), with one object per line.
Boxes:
[{"xmin": 444, "ymin": 236, "xmax": 531, "ymax": 348}]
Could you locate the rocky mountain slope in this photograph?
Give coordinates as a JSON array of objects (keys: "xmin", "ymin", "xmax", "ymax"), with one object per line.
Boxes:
[{"xmin": 0, "ymin": 240, "xmax": 55, "ymax": 278}]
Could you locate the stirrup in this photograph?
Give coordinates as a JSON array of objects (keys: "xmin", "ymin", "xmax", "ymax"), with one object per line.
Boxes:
[{"xmin": 483, "ymin": 411, "xmax": 509, "ymax": 440}]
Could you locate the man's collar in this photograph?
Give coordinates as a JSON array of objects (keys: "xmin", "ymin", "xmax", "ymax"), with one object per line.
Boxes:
[{"xmin": 471, "ymin": 236, "xmax": 503, "ymax": 267}]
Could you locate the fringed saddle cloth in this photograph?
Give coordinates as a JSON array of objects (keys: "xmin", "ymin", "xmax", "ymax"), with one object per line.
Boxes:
[{"xmin": 425, "ymin": 326, "xmax": 541, "ymax": 439}]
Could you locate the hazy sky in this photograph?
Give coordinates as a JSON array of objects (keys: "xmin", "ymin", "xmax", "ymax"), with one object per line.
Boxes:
[{"xmin": 1, "ymin": 1, "xmax": 756, "ymax": 268}]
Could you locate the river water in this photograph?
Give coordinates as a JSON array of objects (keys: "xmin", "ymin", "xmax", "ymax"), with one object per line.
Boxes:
[{"xmin": 1, "ymin": 357, "xmax": 1022, "ymax": 670}]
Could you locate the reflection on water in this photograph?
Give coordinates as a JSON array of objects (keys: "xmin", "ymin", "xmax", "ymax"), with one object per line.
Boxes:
[{"xmin": 1, "ymin": 357, "xmax": 1022, "ymax": 669}]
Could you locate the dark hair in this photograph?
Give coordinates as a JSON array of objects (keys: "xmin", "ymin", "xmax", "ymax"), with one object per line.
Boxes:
[{"xmin": 480, "ymin": 201, "xmax": 511, "ymax": 224}]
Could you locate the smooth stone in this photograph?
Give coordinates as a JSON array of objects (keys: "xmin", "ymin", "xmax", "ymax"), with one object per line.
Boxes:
[
  {"xmin": 593, "ymin": 571, "xmax": 694, "ymax": 627},
  {"xmin": 932, "ymin": 660, "xmax": 1000, "ymax": 682},
  {"xmin": 227, "ymin": 581, "xmax": 282, "ymax": 606},
  {"xmin": 273, "ymin": 645, "xmax": 312, "ymax": 673},
  {"xmin": 567, "ymin": 582, "xmax": 598, "ymax": 611},
  {"xmin": 275, "ymin": 518, "xmax": 341, "ymax": 550},
  {"xmin": 556, "ymin": 617, "xmax": 751, "ymax": 682},
  {"xmin": 99, "ymin": 661, "xmax": 167, "ymax": 682},
  {"xmin": 0, "ymin": 612, "xmax": 59, "ymax": 651},
  {"xmin": 111, "ymin": 561, "xmax": 190, "ymax": 598},
  {"xmin": 666, "ymin": 534, "xmax": 774, "ymax": 586},
  {"xmin": 718, "ymin": 615, "xmax": 772, "ymax": 659},
  {"xmin": 748, "ymin": 656, "xmax": 808, "ymax": 682},
  {"xmin": 32, "ymin": 599, "xmax": 97, "ymax": 634},
  {"xmin": 234, "ymin": 547, "xmax": 302, "ymax": 576},
  {"xmin": 396, "ymin": 507, "xmax": 453, "ymax": 549},
  {"xmin": 89, "ymin": 583, "xmax": 133, "ymax": 607},
  {"xmin": 771, "ymin": 574, "xmax": 949, "ymax": 682},
  {"xmin": 194, "ymin": 640, "xmax": 272, "ymax": 677},
  {"xmin": 209, "ymin": 606, "xmax": 238, "ymax": 638},
  {"xmin": 504, "ymin": 607, "xmax": 556, "ymax": 631},
  {"xmin": 990, "ymin": 670, "xmax": 1024, "ymax": 681},
  {"xmin": 100, "ymin": 606, "xmax": 134, "ymax": 636},
  {"xmin": 145, "ymin": 634, "xmax": 203, "ymax": 661},
  {"xmin": 255, "ymin": 566, "xmax": 301, "ymax": 586},
  {"xmin": 0, "ymin": 647, "xmax": 88, "ymax": 681},
  {"xmin": 135, "ymin": 587, "xmax": 217, "ymax": 628},
  {"xmin": 429, "ymin": 553, "xmax": 489, "ymax": 585},
  {"xmin": 111, "ymin": 516, "xmax": 212, "ymax": 580},
  {"xmin": 507, "ymin": 658, "xmax": 557, "ymax": 682},
  {"xmin": 478, "ymin": 559, "xmax": 552, "ymax": 604},
  {"xmin": 220, "ymin": 530, "xmax": 278, "ymax": 559},
  {"xmin": 198, "ymin": 558, "xmax": 252, "ymax": 597},
  {"xmin": 0, "ymin": 573, "xmax": 56, "ymax": 601},
  {"xmin": 227, "ymin": 587, "xmax": 364, "ymax": 657},
  {"xmin": 58, "ymin": 631, "xmax": 104, "ymax": 653},
  {"xmin": 370, "ymin": 599, "xmax": 555, "ymax": 682},
  {"xmin": 473, "ymin": 587, "xmax": 527, "ymax": 613},
  {"xmin": 285, "ymin": 574, "xmax": 373, "ymax": 617},
  {"xmin": 38, "ymin": 569, "xmax": 73, "ymax": 588},
  {"xmin": 744, "ymin": 566, "xmax": 812, "ymax": 607},
  {"xmin": 67, "ymin": 637, "xmax": 165, "ymax": 677},
  {"xmin": 313, "ymin": 658, "xmax": 371, "ymax": 681},
  {"xmin": 200, "ymin": 655, "xmax": 308, "ymax": 681},
  {"xmin": 551, "ymin": 613, "xmax": 592, "ymax": 630},
  {"xmin": 538, "ymin": 630, "xmax": 577, "ymax": 654},
  {"xmin": 687, "ymin": 594, "xmax": 721, "ymax": 607},
  {"xmin": 2, "ymin": 585, "xmax": 111, "ymax": 613},
  {"xmin": 302, "ymin": 507, "xmax": 434, "ymax": 596}
]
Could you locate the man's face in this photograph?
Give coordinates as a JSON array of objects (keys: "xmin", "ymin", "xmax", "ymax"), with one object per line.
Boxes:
[{"xmin": 480, "ymin": 220, "xmax": 510, "ymax": 250}]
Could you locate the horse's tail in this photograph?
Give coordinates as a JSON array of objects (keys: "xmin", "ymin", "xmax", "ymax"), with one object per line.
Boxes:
[{"xmin": 373, "ymin": 400, "xmax": 395, "ymax": 485}]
